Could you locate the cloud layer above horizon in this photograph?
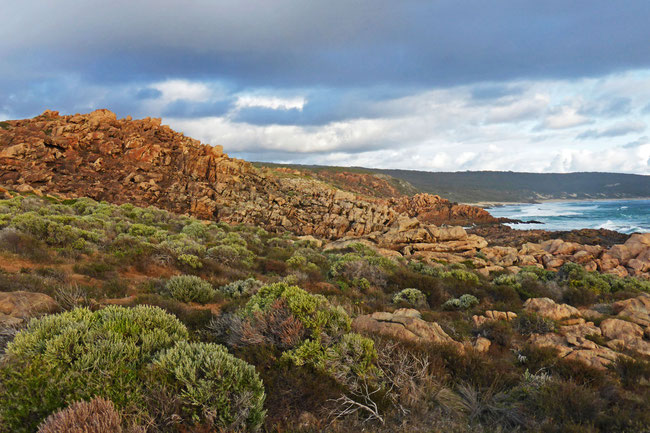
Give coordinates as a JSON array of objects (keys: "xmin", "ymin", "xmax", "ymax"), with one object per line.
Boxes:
[{"xmin": 2, "ymin": 0, "xmax": 650, "ymax": 173}]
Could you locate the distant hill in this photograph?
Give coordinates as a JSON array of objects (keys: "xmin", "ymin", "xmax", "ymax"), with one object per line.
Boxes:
[{"xmin": 256, "ymin": 163, "xmax": 650, "ymax": 203}]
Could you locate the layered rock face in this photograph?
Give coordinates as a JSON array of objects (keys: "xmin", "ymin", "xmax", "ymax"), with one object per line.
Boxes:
[
  {"xmin": 391, "ymin": 193, "xmax": 501, "ymax": 226},
  {"xmin": 0, "ymin": 110, "xmax": 402, "ymax": 239}
]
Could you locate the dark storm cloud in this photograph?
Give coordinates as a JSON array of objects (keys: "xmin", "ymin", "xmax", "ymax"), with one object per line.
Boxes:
[
  {"xmin": 470, "ymin": 84, "xmax": 525, "ymax": 101},
  {"xmin": 136, "ymin": 88, "xmax": 163, "ymax": 100},
  {"xmin": 2, "ymin": 0, "xmax": 650, "ymax": 91}
]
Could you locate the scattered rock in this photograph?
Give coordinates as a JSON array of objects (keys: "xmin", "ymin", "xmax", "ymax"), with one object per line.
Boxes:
[
  {"xmin": 523, "ymin": 297, "xmax": 581, "ymax": 321},
  {"xmin": 0, "ymin": 291, "xmax": 58, "ymax": 326},
  {"xmin": 352, "ymin": 309, "xmax": 462, "ymax": 350},
  {"xmin": 600, "ymin": 318, "xmax": 650, "ymax": 356},
  {"xmin": 612, "ymin": 293, "xmax": 650, "ymax": 327},
  {"xmin": 472, "ymin": 337, "xmax": 491, "ymax": 353},
  {"xmin": 472, "ymin": 310, "xmax": 517, "ymax": 327}
]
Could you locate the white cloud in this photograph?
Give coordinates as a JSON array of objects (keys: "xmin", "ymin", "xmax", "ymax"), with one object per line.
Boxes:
[
  {"xmin": 484, "ymin": 93, "xmax": 549, "ymax": 123},
  {"xmin": 152, "ymin": 80, "xmax": 213, "ymax": 103},
  {"xmin": 542, "ymin": 106, "xmax": 591, "ymax": 129},
  {"xmin": 235, "ymin": 95, "xmax": 306, "ymax": 111},
  {"xmin": 134, "ymin": 70, "xmax": 650, "ymax": 175}
]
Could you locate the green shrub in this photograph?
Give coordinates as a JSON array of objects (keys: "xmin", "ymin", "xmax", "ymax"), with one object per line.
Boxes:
[
  {"xmin": 245, "ymin": 283, "xmax": 350, "ymax": 337},
  {"xmin": 442, "ymin": 294, "xmax": 479, "ymax": 310},
  {"xmin": 177, "ymin": 253, "xmax": 203, "ymax": 269},
  {"xmin": 152, "ymin": 341, "xmax": 266, "ymax": 431},
  {"xmin": 180, "ymin": 221, "xmax": 209, "ymax": 240},
  {"xmin": 128, "ymin": 223, "xmax": 157, "ymax": 237},
  {"xmin": 494, "ymin": 273, "xmax": 521, "ymax": 289},
  {"xmin": 408, "ymin": 260, "xmax": 443, "ymax": 277},
  {"xmin": 164, "ymin": 275, "xmax": 215, "ymax": 304},
  {"xmin": 243, "ymin": 283, "xmax": 376, "ymax": 385},
  {"xmin": 514, "ymin": 312, "xmax": 556, "ymax": 335},
  {"xmin": 392, "ymin": 288, "xmax": 428, "ymax": 307},
  {"xmin": 219, "ymin": 278, "xmax": 263, "ymax": 298},
  {"xmin": 0, "ymin": 306, "xmax": 188, "ymax": 432},
  {"xmin": 442, "ymin": 269, "xmax": 480, "ymax": 284},
  {"xmin": 207, "ymin": 244, "xmax": 254, "ymax": 267}
]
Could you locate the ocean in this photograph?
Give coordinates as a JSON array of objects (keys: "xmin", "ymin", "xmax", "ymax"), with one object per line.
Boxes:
[{"xmin": 487, "ymin": 199, "xmax": 650, "ymax": 234}]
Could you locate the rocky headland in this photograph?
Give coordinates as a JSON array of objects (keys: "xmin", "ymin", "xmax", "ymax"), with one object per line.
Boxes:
[{"xmin": 1, "ymin": 109, "xmax": 649, "ymax": 280}]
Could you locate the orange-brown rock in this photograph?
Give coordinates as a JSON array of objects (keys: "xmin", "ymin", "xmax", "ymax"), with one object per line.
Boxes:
[
  {"xmin": 528, "ymin": 327, "xmax": 620, "ymax": 370},
  {"xmin": 472, "ymin": 310, "xmax": 517, "ymax": 327},
  {"xmin": 523, "ymin": 298, "xmax": 581, "ymax": 321},
  {"xmin": 0, "ymin": 291, "xmax": 58, "ymax": 326},
  {"xmin": 612, "ymin": 293, "xmax": 650, "ymax": 327},
  {"xmin": 600, "ymin": 318, "xmax": 650, "ymax": 356},
  {"xmin": 392, "ymin": 193, "xmax": 500, "ymax": 226},
  {"xmin": 0, "ymin": 110, "xmax": 501, "ymax": 244},
  {"xmin": 352, "ymin": 308, "xmax": 462, "ymax": 350}
]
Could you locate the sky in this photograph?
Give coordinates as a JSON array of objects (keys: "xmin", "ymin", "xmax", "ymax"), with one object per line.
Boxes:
[{"xmin": 2, "ymin": 0, "xmax": 650, "ymax": 173}]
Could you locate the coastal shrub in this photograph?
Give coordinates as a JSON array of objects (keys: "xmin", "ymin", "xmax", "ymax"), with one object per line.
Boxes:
[
  {"xmin": 243, "ymin": 283, "xmax": 376, "ymax": 385},
  {"xmin": 408, "ymin": 261, "xmax": 444, "ymax": 278},
  {"xmin": 329, "ymin": 253, "xmax": 389, "ymax": 288},
  {"xmin": 612, "ymin": 356, "xmax": 650, "ymax": 389},
  {"xmin": 0, "ymin": 227, "xmax": 48, "ymax": 260},
  {"xmin": 37, "ymin": 397, "xmax": 128, "ymax": 433},
  {"xmin": 180, "ymin": 221, "xmax": 209, "ymax": 240},
  {"xmin": 392, "ymin": 288, "xmax": 428, "ymax": 307},
  {"xmin": 493, "ymin": 273, "xmax": 521, "ymax": 289},
  {"xmin": 151, "ymin": 341, "xmax": 266, "ymax": 431},
  {"xmin": 127, "ymin": 223, "xmax": 157, "ymax": 237},
  {"xmin": 514, "ymin": 312, "xmax": 556, "ymax": 335},
  {"xmin": 532, "ymin": 380, "xmax": 604, "ymax": 426},
  {"xmin": 130, "ymin": 294, "xmax": 214, "ymax": 330},
  {"xmin": 245, "ymin": 283, "xmax": 350, "ymax": 337},
  {"xmin": 0, "ymin": 306, "xmax": 188, "ymax": 432},
  {"xmin": 325, "ymin": 332, "xmax": 377, "ymax": 379},
  {"xmin": 477, "ymin": 320, "xmax": 514, "ymax": 347},
  {"xmin": 218, "ymin": 298, "xmax": 307, "ymax": 349},
  {"xmin": 164, "ymin": 275, "xmax": 215, "ymax": 304},
  {"xmin": 177, "ymin": 253, "xmax": 203, "ymax": 269},
  {"xmin": 219, "ymin": 278, "xmax": 263, "ymax": 298},
  {"xmin": 73, "ymin": 261, "xmax": 116, "ymax": 279},
  {"xmin": 442, "ymin": 294, "xmax": 479, "ymax": 310},
  {"xmin": 563, "ymin": 285, "xmax": 597, "ymax": 306},
  {"xmin": 207, "ymin": 244, "xmax": 254, "ymax": 268},
  {"xmin": 442, "ymin": 269, "xmax": 480, "ymax": 284}
]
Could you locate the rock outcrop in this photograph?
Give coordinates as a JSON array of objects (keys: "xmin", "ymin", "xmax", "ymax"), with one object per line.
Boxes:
[
  {"xmin": 1, "ymin": 109, "xmax": 648, "ymax": 278},
  {"xmin": 352, "ymin": 308, "xmax": 462, "ymax": 350},
  {"xmin": 523, "ymin": 297, "xmax": 581, "ymax": 321},
  {"xmin": 472, "ymin": 310, "xmax": 517, "ymax": 327},
  {"xmin": 0, "ymin": 110, "xmax": 491, "ymax": 241},
  {"xmin": 391, "ymin": 193, "xmax": 501, "ymax": 226},
  {"xmin": 525, "ymin": 295, "xmax": 650, "ymax": 369},
  {"xmin": 0, "ymin": 291, "xmax": 58, "ymax": 326}
]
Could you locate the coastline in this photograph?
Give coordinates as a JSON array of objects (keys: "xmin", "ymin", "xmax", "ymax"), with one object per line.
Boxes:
[{"xmin": 466, "ymin": 197, "xmax": 650, "ymax": 208}]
